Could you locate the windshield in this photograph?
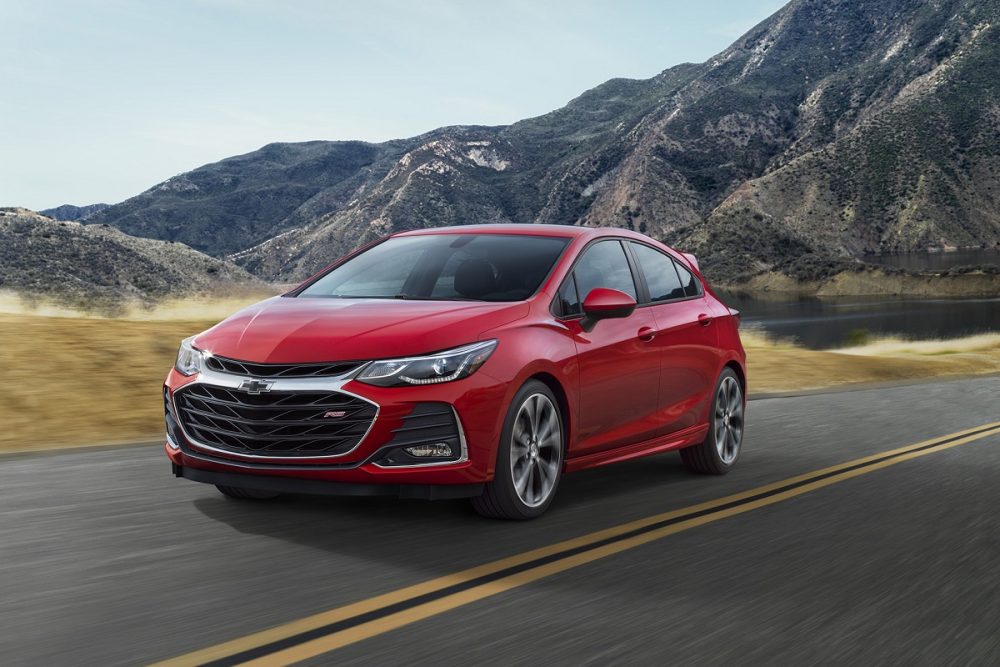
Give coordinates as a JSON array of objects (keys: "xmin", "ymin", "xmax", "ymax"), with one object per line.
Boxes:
[{"xmin": 297, "ymin": 233, "xmax": 571, "ymax": 302}]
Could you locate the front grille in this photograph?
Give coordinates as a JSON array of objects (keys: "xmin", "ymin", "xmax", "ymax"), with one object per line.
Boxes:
[
  {"xmin": 204, "ymin": 355, "xmax": 363, "ymax": 378},
  {"xmin": 174, "ymin": 383, "xmax": 377, "ymax": 457}
]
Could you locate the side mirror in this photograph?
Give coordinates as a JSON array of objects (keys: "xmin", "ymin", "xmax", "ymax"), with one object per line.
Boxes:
[{"xmin": 581, "ymin": 288, "xmax": 636, "ymax": 331}]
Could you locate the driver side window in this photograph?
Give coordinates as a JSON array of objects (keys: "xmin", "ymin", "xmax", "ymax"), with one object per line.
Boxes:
[{"xmin": 574, "ymin": 240, "xmax": 638, "ymax": 301}]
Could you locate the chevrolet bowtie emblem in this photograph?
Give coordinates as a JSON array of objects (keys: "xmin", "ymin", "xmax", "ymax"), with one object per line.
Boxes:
[{"xmin": 239, "ymin": 379, "xmax": 274, "ymax": 394}]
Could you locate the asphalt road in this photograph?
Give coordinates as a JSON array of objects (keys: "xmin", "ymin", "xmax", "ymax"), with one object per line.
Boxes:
[{"xmin": 2, "ymin": 375, "xmax": 999, "ymax": 666}]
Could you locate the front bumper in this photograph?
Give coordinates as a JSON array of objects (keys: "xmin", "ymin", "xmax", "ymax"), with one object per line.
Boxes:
[
  {"xmin": 171, "ymin": 461, "xmax": 484, "ymax": 499},
  {"xmin": 164, "ymin": 364, "xmax": 510, "ymax": 488}
]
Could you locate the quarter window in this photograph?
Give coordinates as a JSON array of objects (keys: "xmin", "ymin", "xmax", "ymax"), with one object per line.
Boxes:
[
  {"xmin": 675, "ymin": 261, "xmax": 702, "ymax": 298},
  {"xmin": 555, "ymin": 274, "xmax": 581, "ymax": 317},
  {"xmin": 629, "ymin": 243, "xmax": 686, "ymax": 302}
]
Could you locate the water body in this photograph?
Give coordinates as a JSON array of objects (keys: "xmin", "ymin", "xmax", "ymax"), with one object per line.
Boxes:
[
  {"xmin": 865, "ymin": 248, "xmax": 1000, "ymax": 272},
  {"xmin": 720, "ymin": 293, "xmax": 1000, "ymax": 349}
]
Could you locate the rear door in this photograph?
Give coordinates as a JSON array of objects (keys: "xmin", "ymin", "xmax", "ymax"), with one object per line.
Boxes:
[
  {"xmin": 556, "ymin": 239, "xmax": 662, "ymax": 456},
  {"xmin": 627, "ymin": 241, "xmax": 720, "ymax": 435}
]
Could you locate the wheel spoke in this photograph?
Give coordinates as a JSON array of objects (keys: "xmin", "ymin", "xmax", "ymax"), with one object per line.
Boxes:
[
  {"xmin": 529, "ymin": 396, "xmax": 542, "ymax": 435},
  {"xmin": 536, "ymin": 459, "xmax": 550, "ymax": 485},
  {"xmin": 538, "ymin": 408, "xmax": 558, "ymax": 442},
  {"xmin": 539, "ymin": 435, "xmax": 559, "ymax": 454},
  {"xmin": 527, "ymin": 463, "xmax": 538, "ymax": 504},
  {"xmin": 514, "ymin": 461, "xmax": 530, "ymax": 495},
  {"xmin": 521, "ymin": 413, "xmax": 534, "ymax": 440}
]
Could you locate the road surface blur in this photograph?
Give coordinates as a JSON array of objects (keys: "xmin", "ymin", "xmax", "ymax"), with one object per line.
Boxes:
[{"xmin": 1, "ymin": 376, "xmax": 998, "ymax": 665}]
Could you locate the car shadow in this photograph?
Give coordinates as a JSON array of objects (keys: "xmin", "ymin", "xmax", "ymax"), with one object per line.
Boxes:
[{"xmin": 193, "ymin": 452, "xmax": 703, "ymax": 578}]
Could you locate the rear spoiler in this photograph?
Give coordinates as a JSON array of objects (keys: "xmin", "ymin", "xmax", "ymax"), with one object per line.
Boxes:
[{"xmin": 681, "ymin": 252, "xmax": 699, "ymax": 271}]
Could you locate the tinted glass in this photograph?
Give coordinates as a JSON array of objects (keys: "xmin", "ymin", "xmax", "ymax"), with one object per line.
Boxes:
[
  {"xmin": 298, "ymin": 233, "xmax": 570, "ymax": 302},
  {"xmin": 573, "ymin": 240, "xmax": 637, "ymax": 301},
  {"xmin": 630, "ymin": 242, "xmax": 686, "ymax": 302},
  {"xmin": 675, "ymin": 262, "xmax": 702, "ymax": 297},
  {"xmin": 555, "ymin": 274, "xmax": 581, "ymax": 316}
]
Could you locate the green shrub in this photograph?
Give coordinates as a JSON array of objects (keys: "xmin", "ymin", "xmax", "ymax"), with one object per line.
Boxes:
[{"xmin": 843, "ymin": 328, "xmax": 872, "ymax": 347}]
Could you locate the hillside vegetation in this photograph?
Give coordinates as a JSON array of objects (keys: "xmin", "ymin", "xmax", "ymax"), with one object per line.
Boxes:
[{"xmin": 0, "ymin": 208, "xmax": 264, "ymax": 312}]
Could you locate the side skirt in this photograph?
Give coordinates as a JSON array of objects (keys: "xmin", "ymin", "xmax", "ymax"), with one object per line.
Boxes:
[{"xmin": 564, "ymin": 423, "xmax": 709, "ymax": 473}]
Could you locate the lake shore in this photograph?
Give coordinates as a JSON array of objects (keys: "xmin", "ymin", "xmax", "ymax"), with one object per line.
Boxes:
[
  {"xmin": 727, "ymin": 267, "xmax": 1000, "ymax": 298},
  {"xmin": 2, "ymin": 307, "xmax": 999, "ymax": 453}
]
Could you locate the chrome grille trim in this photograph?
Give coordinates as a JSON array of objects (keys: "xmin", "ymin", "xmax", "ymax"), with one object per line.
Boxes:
[
  {"xmin": 203, "ymin": 355, "xmax": 364, "ymax": 379},
  {"xmin": 171, "ymin": 364, "xmax": 380, "ymax": 461}
]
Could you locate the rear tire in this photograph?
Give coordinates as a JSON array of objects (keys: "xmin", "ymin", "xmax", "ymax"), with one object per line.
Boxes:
[
  {"xmin": 681, "ymin": 367, "xmax": 744, "ymax": 475},
  {"xmin": 215, "ymin": 485, "xmax": 280, "ymax": 500},
  {"xmin": 472, "ymin": 380, "xmax": 564, "ymax": 520}
]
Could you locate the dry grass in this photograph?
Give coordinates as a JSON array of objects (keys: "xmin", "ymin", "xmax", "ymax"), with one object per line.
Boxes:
[
  {"xmin": 0, "ymin": 314, "xmax": 217, "ymax": 453},
  {"xmin": 744, "ymin": 331, "xmax": 1000, "ymax": 393},
  {"xmin": 0, "ymin": 294, "xmax": 278, "ymax": 453},
  {"xmin": 1, "ymin": 309, "xmax": 998, "ymax": 453}
]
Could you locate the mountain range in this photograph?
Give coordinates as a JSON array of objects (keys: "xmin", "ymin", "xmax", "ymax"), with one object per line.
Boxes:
[
  {"xmin": 64, "ymin": 0, "xmax": 1000, "ymax": 285},
  {"xmin": 39, "ymin": 203, "xmax": 109, "ymax": 222}
]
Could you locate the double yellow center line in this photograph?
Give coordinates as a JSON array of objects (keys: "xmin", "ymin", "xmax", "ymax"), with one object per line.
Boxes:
[{"xmin": 155, "ymin": 421, "xmax": 1000, "ymax": 666}]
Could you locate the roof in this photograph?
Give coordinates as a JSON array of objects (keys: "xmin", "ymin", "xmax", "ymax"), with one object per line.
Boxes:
[{"xmin": 396, "ymin": 223, "xmax": 613, "ymax": 239}]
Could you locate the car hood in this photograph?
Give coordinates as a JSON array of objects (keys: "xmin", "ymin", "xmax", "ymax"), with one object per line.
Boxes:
[{"xmin": 193, "ymin": 296, "xmax": 529, "ymax": 363}]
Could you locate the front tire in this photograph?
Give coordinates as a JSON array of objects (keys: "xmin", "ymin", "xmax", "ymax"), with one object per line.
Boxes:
[
  {"xmin": 215, "ymin": 485, "xmax": 280, "ymax": 500},
  {"xmin": 680, "ymin": 368, "xmax": 744, "ymax": 474},
  {"xmin": 472, "ymin": 380, "xmax": 564, "ymax": 520}
]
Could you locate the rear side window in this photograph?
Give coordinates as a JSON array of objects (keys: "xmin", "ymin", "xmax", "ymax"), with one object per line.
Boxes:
[
  {"xmin": 572, "ymin": 240, "xmax": 638, "ymax": 301},
  {"xmin": 674, "ymin": 261, "xmax": 703, "ymax": 297},
  {"xmin": 629, "ymin": 243, "xmax": 686, "ymax": 302}
]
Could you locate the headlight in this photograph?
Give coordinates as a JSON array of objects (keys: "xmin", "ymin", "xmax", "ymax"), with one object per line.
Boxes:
[
  {"xmin": 175, "ymin": 337, "xmax": 203, "ymax": 376},
  {"xmin": 357, "ymin": 340, "xmax": 497, "ymax": 387}
]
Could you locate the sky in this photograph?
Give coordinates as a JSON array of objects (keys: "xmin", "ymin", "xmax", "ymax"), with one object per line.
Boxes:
[{"xmin": 1, "ymin": 0, "xmax": 786, "ymax": 210}]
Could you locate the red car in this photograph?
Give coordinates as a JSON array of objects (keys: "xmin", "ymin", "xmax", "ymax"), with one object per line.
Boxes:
[{"xmin": 165, "ymin": 225, "xmax": 746, "ymax": 519}]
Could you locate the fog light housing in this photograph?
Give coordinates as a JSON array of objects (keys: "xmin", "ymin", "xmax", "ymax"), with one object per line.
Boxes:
[{"xmin": 405, "ymin": 443, "xmax": 453, "ymax": 458}]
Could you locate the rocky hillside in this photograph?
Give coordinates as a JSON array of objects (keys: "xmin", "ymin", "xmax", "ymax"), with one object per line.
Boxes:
[
  {"xmin": 88, "ymin": 0, "xmax": 1000, "ymax": 283},
  {"xmin": 0, "ymin": 208, "xmax": 261, "ymax": 311},
  {"xmin": 40, "ymin": 203, "xmax": 109, "ymax": 221}
]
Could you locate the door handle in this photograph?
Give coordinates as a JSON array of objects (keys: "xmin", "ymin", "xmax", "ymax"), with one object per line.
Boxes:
[
  {"xmin": 637, "ymin": 326, "xmax": 657, "ymax": 342},
  {"xmin": 697, "ymin": 313, "xmax": 713, "ymax": 327}
]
